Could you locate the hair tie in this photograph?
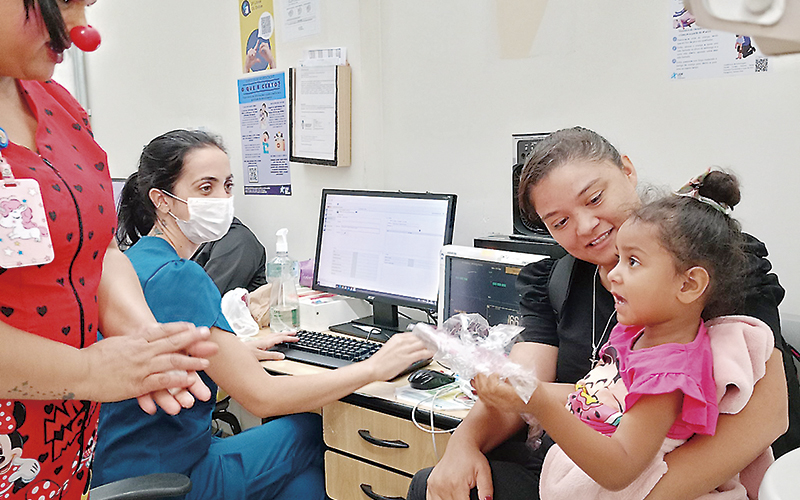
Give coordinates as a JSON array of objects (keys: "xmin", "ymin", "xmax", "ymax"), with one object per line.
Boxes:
[{"xmin": 674, "ymin": 167, "xmax": 732, "ymax": 215}]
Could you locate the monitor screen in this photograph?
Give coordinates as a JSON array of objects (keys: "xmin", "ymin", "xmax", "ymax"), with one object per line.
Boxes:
[
  {"xmin": 111, "ymin": 177, "xmax": 127, "ymax": 213},
  {"xmin": 438, "ymin": 245, "xmax": 546, "ymax": 327},
  {"xmin": 313, "ymin": 189, "xmax": 457, "ymax": 337}
]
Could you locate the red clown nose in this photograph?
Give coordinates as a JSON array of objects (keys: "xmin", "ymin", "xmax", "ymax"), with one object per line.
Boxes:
[{"xmin": 70, "ymin": 25, "xmax": 102, "ymax": 52}]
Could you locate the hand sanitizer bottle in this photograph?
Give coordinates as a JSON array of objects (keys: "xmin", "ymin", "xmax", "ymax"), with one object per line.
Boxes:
[{"xmin": 268, "ymin": 228, "xmax": 300, "ymax": 332}]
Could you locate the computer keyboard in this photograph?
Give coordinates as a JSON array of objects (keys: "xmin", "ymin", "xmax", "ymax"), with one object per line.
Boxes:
[{"xmin": 271, "ymin": 329, "xmax": 430, "ymax": 376}]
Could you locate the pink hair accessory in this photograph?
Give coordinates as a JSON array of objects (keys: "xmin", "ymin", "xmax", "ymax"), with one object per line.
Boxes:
[{"xmin": 674, "ymin": 167, "xmax": 732, "ymax": 215}]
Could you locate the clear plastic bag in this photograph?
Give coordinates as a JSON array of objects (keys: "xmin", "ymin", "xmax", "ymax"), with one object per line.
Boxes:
[{"xmin": 412, "ymin": 313, "xmax": 544, "ymax": 448}]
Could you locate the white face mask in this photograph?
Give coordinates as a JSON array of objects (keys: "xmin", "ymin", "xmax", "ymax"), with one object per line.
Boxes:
[{"xmin": 162, "ymin": 191, "xmax": 234, "ymax": 244}]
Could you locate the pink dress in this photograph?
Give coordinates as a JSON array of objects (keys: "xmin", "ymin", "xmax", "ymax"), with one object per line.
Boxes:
[{"xmin": 540, "ymin": 316, "xmax": 774, "ymax": 500}]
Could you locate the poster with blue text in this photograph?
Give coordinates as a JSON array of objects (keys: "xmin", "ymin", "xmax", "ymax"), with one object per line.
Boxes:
[
  {"xmin": 669, "ymin": 0, "xmax": 769, "ymax": 80},
  {"xmin": 238, "ymin": 71, "xmax": 291, "ymax": 195}
]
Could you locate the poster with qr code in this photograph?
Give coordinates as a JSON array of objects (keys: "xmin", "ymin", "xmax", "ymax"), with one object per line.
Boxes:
[
  {"xmin": 240, "ymin": 0, "xmax": 277, "ymax": 73},
  {"xmin": 238, "ymin": 71, "xmax": 292, "ymax": 196},
  {"xmin": 669, "ymin": 0, "xmax": 769, "ymax": 80}
]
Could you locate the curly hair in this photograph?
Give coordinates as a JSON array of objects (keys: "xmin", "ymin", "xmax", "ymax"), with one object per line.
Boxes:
[{"xmin": 631, "ymin": 170, "xmax": 746, "ymax": 319}]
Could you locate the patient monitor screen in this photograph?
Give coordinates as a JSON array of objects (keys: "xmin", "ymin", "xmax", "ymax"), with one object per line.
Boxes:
[{"xmin": 444, "ymin": 257, "xmax": 526, "ymax": 326}]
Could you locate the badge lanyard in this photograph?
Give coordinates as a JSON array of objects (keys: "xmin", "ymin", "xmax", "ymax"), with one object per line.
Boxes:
[{"xmin": 0, "ymin": 127, "xmax": 55, "ymax": 268}]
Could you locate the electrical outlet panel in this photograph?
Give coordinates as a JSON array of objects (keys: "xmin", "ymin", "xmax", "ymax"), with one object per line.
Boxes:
[{"xmin": 512, "ymin": 132, "xmax": 550, "ymax": 166}]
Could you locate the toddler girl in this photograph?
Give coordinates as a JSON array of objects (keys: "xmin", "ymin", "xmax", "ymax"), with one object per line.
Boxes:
[{"xmin": 475, "ymin": 169, "xmax": 774, "ymax": 499}]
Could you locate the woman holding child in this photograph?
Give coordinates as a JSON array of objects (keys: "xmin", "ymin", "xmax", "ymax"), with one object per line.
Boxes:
[{"xmin": 409, "ymin": 127, "xmax": 797, "ymax": 500}]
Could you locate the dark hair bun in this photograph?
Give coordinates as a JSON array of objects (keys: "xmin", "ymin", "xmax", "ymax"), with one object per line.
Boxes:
[{"xmin": 697, "ymin": 170, "xmax": 741, "ymax": 209}]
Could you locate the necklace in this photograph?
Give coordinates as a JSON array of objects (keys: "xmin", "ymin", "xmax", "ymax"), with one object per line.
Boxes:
[{"xmin": 591, "ymin": 266, "xmax": 616, "ymax": 365}]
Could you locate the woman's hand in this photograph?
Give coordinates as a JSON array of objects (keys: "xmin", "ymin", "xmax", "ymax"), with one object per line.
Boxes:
[
  {"xmin": 426, "ymin": 434, "xmax": 495, "ymax": 500},
  {"xmin": 139, "ymin": 371, "xmax": 212, "ymax": 416},
  {"xmin": 244, "ymin": 41, "xmax": 274, "ymax": 72},
  {"xmin": 362, "ymin": 332, "xmax": 433, "ymax": 381},
  {"xmin": 472, "ymin": 373, "xmax": 528, "ymax": 414},
  {"xmin": 84, "ymin": 322, "xmax": 218, "ymax": 415},
  {"xmin": 258, "ymin": 41, "xmax": 275, "ymax": 69},
  {"xmin": 134, "ymin": 322, "xmax": 219, "ymax": 414},
  {"xmin": 242, "ymin": 331, "xmax": 299, "ymax": 361},
  {"xmin": 244, "ymin": 47, "xmax": 259, "ymax": 72}
]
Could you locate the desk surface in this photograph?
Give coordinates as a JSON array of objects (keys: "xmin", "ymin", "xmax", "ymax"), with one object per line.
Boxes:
[{"xmin": 257, "ymin": 336, "xmax": 470, "ymax": 429}]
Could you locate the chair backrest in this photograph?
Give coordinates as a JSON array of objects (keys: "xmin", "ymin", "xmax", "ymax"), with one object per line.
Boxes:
[{"xmin": 90, "ymin": 473, "xmax": 191, "ymax": 500}]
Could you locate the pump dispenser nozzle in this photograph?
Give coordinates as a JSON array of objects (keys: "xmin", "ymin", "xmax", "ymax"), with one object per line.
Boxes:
[{"xmin": 275, "ymin": 228, "xmax": 289, "ymax": 254}]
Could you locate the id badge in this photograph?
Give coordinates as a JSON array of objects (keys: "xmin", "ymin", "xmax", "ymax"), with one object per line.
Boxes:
[{"xmin": 0, "ymin": 176, "xmax": 55, "ymax": 268}]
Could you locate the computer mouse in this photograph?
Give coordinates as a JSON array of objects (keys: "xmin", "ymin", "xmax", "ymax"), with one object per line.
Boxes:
[{"xmin": 407, "ymin": 369, "xmax": 456, "ymax": 390}]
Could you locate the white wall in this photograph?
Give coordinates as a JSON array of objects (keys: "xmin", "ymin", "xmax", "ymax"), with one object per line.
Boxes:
[{"xmin": 81, "ymin": 0, "xmax": 800, "ymax": 315}]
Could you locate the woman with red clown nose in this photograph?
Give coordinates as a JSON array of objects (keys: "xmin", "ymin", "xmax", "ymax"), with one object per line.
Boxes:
[{"xmin": 0, "ymin": 1, "xmax": 220, "ymax": 499}]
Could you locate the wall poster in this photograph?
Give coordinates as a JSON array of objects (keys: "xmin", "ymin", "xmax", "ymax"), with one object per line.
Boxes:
[
  {"xmin": 670, "ymin": 0, "xmax": 769, "ymax": 80},
  {"xmin": 238, "ymin": 71, "xmax": 291, "ymax": 196},
  {"xmin": 239, "ymin": 0, "xmax": 277, "ymax": 73}
]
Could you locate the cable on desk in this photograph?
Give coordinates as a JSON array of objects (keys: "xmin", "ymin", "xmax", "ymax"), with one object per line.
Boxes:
[
  {"xmin": 426, "ymin": 310, "xmax": 437, "ymax": 324},
  {"xmin": 410, "ymin": 386, "xmax": 457, "ymax": 461},
  {"xmin": 364, "ymin": 327, "xmax": 381, "ymax": 342}
]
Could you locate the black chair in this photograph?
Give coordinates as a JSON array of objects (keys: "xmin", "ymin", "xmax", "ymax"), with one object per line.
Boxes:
[
  {"xmin": 91, "ymin": 396, "xmax": 239, "ymax": 499},
  {"xmin": 212, "ymin": 394, "xmax": 242, "ymax": 436},
  {"xmin": 781, "ymin": 316, "xmax": 800, "ymax": 379},
  {"xmin": 89, "ymin": 473, "xmax": 191, "ymax": 500}
]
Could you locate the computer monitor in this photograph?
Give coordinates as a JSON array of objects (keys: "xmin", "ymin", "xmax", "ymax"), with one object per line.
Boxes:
[
  {"xmin": 111, "ymin": 177, "xmax": 127, "ymax": 213},
  {"xmin": 438, "ymin": 245, "xmax": 546, "ymax": 327},
  {"xmin": 313, "ymin": 189, "xmax": 457, "ymax": 339}
]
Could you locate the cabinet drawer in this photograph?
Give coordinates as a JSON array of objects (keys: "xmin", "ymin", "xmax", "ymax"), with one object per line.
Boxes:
[
  {"xmin": 325, "ymin": 451, "xmax": 410, "ymax": 500},
  {"xmin": 323, "ymin": 401, "xmax": 451, "ymax": 475}
]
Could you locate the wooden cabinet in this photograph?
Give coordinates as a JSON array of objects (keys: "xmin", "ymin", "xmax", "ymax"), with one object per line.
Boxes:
[
  {"xmin": 323, "ymin": 400, "xmax": 453, "ymax": 499},
  {"xmin": 259, "ymin": 354, "xmax": 466, "ymax": 500},
  {"xmin": 325, "ymin": 452, "xmax": 411, "ymax": 500}
]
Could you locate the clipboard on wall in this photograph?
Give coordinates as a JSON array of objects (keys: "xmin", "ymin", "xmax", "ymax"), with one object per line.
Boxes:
[{"xmin": 289, "ymin": 65, "xmax": 351, "ymax": 167}]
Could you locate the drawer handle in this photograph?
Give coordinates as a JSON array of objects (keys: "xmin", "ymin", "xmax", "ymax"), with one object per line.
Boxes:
[
  {"xmin": 359, "ymin": 483, "xmax": 405, "ymax": 500},
  {"xmin": 357, "ymin": 429, "xmax": 409, "ymax": 448}
]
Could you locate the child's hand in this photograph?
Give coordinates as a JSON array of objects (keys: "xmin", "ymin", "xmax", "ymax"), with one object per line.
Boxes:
[{"xmin": 472, "ymin": 373, "xmax": 528, "ymax": 413}]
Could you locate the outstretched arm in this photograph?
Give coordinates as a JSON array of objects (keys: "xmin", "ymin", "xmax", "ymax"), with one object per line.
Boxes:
[
  {"xmin": 0, "ymin": 238, "xmax": 216, "ymax": 410},
  {"xmin": 0, "ymin": 318, "xmax": 212, "ymax": 405},
  {"xmin": 204, "ymin": 328, "xmax": 432, "ymax": 418},
  {"xmin": 475, "ymin": 376, "xmax": 682, "ymax": 491}
]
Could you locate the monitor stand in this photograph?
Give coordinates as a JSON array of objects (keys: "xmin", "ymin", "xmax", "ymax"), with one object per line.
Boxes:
[
  {"xmin": 329, "ymin": 302, "xmax": 414, "ymax": 342},
  {"xmin": 328, "ymin": 321, "xmax": 393, "ymax": 342}
]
